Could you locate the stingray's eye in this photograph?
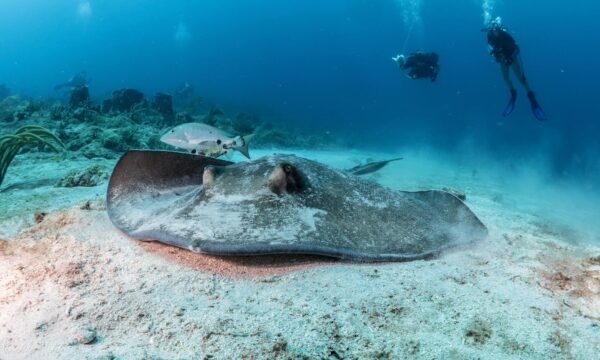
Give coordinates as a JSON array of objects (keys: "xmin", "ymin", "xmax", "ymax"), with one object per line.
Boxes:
[
  {"xmin": 283, "ymin": 165, "xmax": 292, "ymax": 173},
  {"xmin": 191, "ymin": 149, "xmax": 196, "ymax": 154},
  {"xmin": 216, "ymin": 139, "xmax": 222, "ymax": 145},
  {"xmin": 171, "ymin": 130, "xmax": 174, "ymax": 133},
  {"xmin": 232, "ymin": 140, "xmax": 237, "ymax": 146}
]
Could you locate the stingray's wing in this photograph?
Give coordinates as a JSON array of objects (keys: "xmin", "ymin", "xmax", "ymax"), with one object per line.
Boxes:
[{"xmin": 106, "ymin": 150, "xmax": 233, "ymax": 248}]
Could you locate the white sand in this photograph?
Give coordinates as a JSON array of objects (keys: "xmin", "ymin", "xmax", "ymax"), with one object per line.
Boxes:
[{"xmin": 1, "ymin": 148, "xmax": 599, "ymax": 359}]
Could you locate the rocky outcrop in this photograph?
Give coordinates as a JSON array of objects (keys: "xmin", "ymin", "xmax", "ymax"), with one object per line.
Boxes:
[
  {"xmin": 70, "ymin": 86, "xmax": 90, "ymax": 108},
  {"xmin": 151, "ymin": 92, "xmax": 174, "ymax": 122},
  {"xmin": 102, "ymin": 88, "xmax": 145, "ymax": 113}
]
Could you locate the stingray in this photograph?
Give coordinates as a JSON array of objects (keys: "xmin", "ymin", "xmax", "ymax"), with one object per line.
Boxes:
[{"xmin": 107, "ymin": 150, "xmax": 487, "ymax": 262}]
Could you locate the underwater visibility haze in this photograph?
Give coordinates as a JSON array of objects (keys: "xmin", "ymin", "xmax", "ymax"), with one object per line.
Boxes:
[
  {"xmin": 1, "ymin": 0, "xmax": 600, "ymax": 359},
  {"xmin": 1, "ymin": 0, "xmax": 599, "ymax": 169}
]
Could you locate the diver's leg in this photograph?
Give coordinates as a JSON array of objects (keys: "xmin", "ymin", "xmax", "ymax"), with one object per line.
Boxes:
[
  {"xmin": 511, "ymin": 59, "xmax": 531, "ymax": 93},
  {"xmin": 500, "ymin": 64, "xmax": 517, "ymax": 117},
  {"xmin": 512, "ymin": 57, "xmax": 547, "ymax": 120},
  {"xmin": 500, "ymin": 64, "xmax": 515, "ymax": 91}
]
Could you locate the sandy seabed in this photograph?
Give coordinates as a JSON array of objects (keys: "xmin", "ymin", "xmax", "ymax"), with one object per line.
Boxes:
[{"xmin": 1, "ymin": 148, "xmax": 599, "ymax": 359}]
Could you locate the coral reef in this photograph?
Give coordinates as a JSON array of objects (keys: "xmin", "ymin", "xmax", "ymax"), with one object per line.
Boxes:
[
  {"xmin": 57, "ymin": 164, "xmax": 109, "ymax": 187},
  {"xmin": 102, "ymin": 88, "xmax": 146, "ymax": 113},
  {"xmin": 151, "ymin": 92, "xmax": 174, "ymax": 123},
  {"xmin": 232, "ymin": 112, "xmax": 258, "ymax": 135},
  {"xmin": 0, "ymin": 86, "xmax": 346, "ymax": 176},
  {"xmin": 69, "ymin": 86, "xmax": 90, "ymax": 108},
  {"xmin": 251, "ymin": 123, "xmax": 346, "ymax": 149},
  {"xmin": 201, "ymin": 104, "xmax": 224, "ymax": 126},
  {"xmin": 0, "ymin": 96, "xmax": 45, "ymax": 123},
  {"xmin": 0, "ymin": 125, "xmax": 64, "ymax": 186}
]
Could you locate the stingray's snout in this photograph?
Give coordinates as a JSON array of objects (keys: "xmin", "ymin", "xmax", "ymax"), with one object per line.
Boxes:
[{"xmin": 267, "ymin": 163, "xmax": 305, "ymax": 195}]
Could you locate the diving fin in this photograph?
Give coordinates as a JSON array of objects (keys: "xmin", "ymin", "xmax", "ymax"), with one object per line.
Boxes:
[
  {"xmin": 527, "ymin": 91, "xmax": 547, "ymax": 121},
  {"xmin": 502, "ymin": 88, "xmax": 517, "ymax": 117}
]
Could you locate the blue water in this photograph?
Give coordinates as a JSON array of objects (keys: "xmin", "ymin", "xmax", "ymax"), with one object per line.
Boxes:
[{"xmin": 1, "ymin": 0, "xmax": 599, "ymax": 179}]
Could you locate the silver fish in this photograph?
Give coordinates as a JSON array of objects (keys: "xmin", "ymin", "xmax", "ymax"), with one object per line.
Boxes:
[{"xmin": 160, "ymin": 122, "xmax": 251, "ymax": 159}]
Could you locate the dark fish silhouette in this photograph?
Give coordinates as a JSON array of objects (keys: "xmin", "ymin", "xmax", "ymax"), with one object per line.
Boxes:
[
  {"xmin": 54, "ymin": 71, "xmax": 88, "ymax": 91},
  {"xmin": 346, "ymin": 157, "xmax": 403, "ymax": 176}
]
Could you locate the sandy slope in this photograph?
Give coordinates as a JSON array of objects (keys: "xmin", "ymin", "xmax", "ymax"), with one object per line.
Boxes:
[{"xmin": 1, "ymin": 149, "xmax": 599, "ymax": 359}]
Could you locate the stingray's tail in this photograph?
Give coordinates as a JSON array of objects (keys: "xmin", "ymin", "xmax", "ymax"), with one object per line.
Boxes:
[{"xmin": 385, "ymin": 157, "xmax": 404, "ymax": 164}]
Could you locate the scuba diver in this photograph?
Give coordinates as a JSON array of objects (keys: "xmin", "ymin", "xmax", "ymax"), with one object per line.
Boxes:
[
  {"xmin": 54, "ymin": 71, "xmax": 88, "ymax": 91},
  {"xmin": 392, "ymin": 52, "xmax": 440, "ymax": 82},
  {"xmin": 485, "ymin": 17, "xmax": 547, "ymax": 121}
]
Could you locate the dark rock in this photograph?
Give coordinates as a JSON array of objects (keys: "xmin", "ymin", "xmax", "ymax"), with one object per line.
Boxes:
[
  {"xmin": 102, "ymin": 131, "xmax": 122, "ymax": 151},
  {"xmin": 109, "ymin": 88, "xmax": 145, "ymax": 112},
  {"xmin": 175, "ymin": 112, "xmax": 193, "ymax": 124},
  {"xmin": 89, "ymin": 104, "xmax": 101, "ymax": 113},
  {"xmin": 70, "ymin": 86, "xmax": 90, "ymax": 107},
  {"xmin": 12, "ymin": 100, "xmax": 34, "ymax": 121},
  {"xmin": 151, "ymin": 92, "xmax": 174, "ymax": 121},
  {"xmin": 233, "ymin": 113, "xmax": 258, "ymax": 134},
  {"xmin": 201, "ymin": 105, "xmax": 223, "ymax": 126},
  {"xmin": 72, "ymin": 107, "xmax": 86, "ymax": 121},
  {"xmin": 34, "ymin": 212, "xmax": 47, "ymax": 223},
  {"xmin": 119, "ymin": 127, "xmax": 137, "ymax": 144},
  {"xmin": 50, "ymin": 103, "xmax": 67, "ymax": 120}
]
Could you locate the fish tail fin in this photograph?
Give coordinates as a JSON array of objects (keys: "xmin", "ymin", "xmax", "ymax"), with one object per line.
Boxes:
[
  {"xmin": 243, "ymin": 133, "xmax": 256, "ymax": 143},
  {"xmin": 235, "ymin": 134, "xmax": 253, "ymax": 159}
]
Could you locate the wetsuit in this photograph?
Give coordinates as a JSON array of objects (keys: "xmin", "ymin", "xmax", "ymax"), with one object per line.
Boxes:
[
  {"xmin": 487, "ymin": 29, "xmax": 519, "ymax": 66},
  {"xmin": 401, "ymin": 52, "xmax": 440, "ymax": 82},
  {"xmin": 486, "ymin": 27, "xmax": 547, "ymax": 121}
]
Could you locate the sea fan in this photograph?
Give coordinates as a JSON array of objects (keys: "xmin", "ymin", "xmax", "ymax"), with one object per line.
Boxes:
[{"xmin": 0, "ymin": 125, "xmax": 65, "ymax": 187}]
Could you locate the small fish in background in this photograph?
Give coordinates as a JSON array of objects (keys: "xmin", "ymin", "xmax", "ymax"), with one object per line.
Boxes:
[
  {"xmin": 346, "ymin": 157, "xmax": 403, "ymax": 176},
  {"xmin": 160, "ymin": 122, "xmax": 252, "ymax": 159}
]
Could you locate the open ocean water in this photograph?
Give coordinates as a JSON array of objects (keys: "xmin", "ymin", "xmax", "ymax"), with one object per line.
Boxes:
[{"xmin": 1, "ymin": 1, "xmax": 599, "ymax": 172}]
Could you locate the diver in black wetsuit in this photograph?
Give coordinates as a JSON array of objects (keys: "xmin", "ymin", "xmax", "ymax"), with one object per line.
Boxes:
[
  {"xmin": 392, "ymin": 52, "xmax": 440, "ymax": 82},
  {"xmin": 54, "ymin": 71, "xmax": 88, "ymax": 91},
  {"xmin": 485, "ymin": 17, "xmax": 546, "ymax": 121}
]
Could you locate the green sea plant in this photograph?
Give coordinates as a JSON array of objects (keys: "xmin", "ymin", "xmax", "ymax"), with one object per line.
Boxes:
[{"xmin": 0, "ymin": 125, "xmax": 65, "ymax": 187}]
